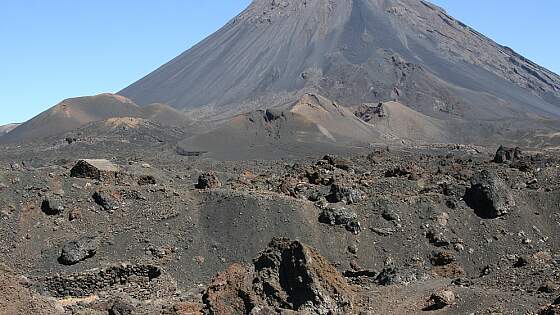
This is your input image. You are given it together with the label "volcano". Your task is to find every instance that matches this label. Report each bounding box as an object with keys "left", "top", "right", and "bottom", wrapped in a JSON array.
[
  {"left": 120, "top": 0, "right": 560, "bottom": 128},
  {"left": 5, "top": 0, "right": 560, "bottom": 147}
]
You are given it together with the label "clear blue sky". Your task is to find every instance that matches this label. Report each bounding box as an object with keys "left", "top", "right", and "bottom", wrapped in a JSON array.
[{"left": 0, "top": 0, "right": 558, "bottom": 125}]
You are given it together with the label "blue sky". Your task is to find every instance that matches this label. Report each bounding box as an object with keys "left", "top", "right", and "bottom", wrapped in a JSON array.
[{"left": 0, "top": 0, "right": 558, "bottom": 125}]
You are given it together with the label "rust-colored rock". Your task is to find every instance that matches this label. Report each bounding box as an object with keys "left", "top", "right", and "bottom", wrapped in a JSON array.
[
  {"left": 197, "top": 172, "right": 222, "bottom": 189},
  {"left": 203, "top": 238, "right": 353, "bottom": 315}
]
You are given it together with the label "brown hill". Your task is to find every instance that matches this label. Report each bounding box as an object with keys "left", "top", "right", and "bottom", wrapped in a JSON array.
[
  {"left": 177, "top": 93, "right": 456, "bottom": 159},
  {"left": 2, "top": 94, "right": 191, "bottom": 143}
]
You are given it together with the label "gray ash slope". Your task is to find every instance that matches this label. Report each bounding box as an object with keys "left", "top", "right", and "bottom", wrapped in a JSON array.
[{"left": 120, "top": 0, "right": 560, "bottom": 125}]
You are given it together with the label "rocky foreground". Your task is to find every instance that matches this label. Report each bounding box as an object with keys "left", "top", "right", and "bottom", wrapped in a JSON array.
[{"left": 1, "top": 133, "right": 560, "bottom": 314}]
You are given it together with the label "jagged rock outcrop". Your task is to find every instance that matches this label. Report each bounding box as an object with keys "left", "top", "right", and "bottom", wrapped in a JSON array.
[{"left": 203, "top": 238, "right": 353, "bottom": 314}]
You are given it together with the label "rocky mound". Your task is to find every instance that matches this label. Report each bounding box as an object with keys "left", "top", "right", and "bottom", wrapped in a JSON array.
[
  {"left": 177, "top": 93, "right": 457, "bottom": 159},
  {"left": 353, "top": 101, "right": 450, "bottom": 143},
  {"left": 177, "top": 93, "right": 377, "bottom": 159},
  {"left": 203, "top": 238, "right": 353, "bottom": 314}
]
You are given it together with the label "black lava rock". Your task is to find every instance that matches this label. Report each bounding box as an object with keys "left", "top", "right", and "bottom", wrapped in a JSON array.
[
  {"left": 93, "top": 191, "right": 119, "bottom": 211},
  {"left": 319, "top": 207, "right": 361, "bottom": 234},
  {"left": 59, "top": 236, "right": 99, "bottom": 265},
  {"left": 41, "top": 196, "right": 65, "bottom": 215},
  {"left": 464, "top": 170, "right": 515, "bottom": 219},
  {"left": 493, "top": 145, "right": 522, "bottom": 164}
]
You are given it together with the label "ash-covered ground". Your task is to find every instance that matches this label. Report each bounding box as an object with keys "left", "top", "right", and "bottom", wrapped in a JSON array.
[{"left": 1, "top": 125, "right": 560, "bottom": 314}]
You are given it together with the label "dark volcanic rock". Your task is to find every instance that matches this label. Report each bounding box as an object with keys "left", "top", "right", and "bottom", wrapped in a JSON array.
[
  {"left": 319, "top": 207, "right": 361, "bottom": 234},
  {"left": 41, "top": 196, "right": 65, "bottom": 215},
  {"left": 375, "top": 267, "right": 400, "bottom": 286},
  {"left": 328, "top": 183, "right": 365, "bottom": 204},
  {"left": 306, "top": 169, "right": 332, "bottom": 186},
  {"left": 514, "top": 256, "right": 530, "bottom": 268},
  {"left": 203, "top": 238, "right": 353, "bottom": 315},
  {"left": 354, "top": 103, "right": 386, "bottom": 122},
  {"left": 92, "top": 191, "right": 119, "bottom": 211},
  {"left": 426, "top": 228, "right": 451, "bottom": 247},
  {"left": 279, "top": 176, "right": 300, "bottom": 197},
  {"left": 264, "top": 109, "right": 284, "bottom": 122},
  {"left": 493, "top": 145, "right": 522, "bottom": 164},
  {"left": 385, "top": 162, "right": 424, "bottom": 180},
  {"left": 58, "top": 236, "right": 99, "bottom": 265},
  {"left": 109, "top": 298, "right": 135, "bottom": 315},
  {"left": 464, "top": 170, "right": 515, "bottom": 219},
  {"left": 70, "top": 159, "right": 119, "bottom": 180},
  {"left": 539, "top": 282, "right": 560, "bottom": 294},
  {"left": 322, "top": 155, "right": 352, "bottom": 171},
  {"left": 137, "top": 175, "right": 156, "bottom": 186},
  {"left": 540, "top": 300, "right": 560, "bottom": 315},
  {"left": 430, "top": 251, "right": 456, "bottom": 266},
  {"left": 196, "top": 172, "right": 221, "bottom": 189}
]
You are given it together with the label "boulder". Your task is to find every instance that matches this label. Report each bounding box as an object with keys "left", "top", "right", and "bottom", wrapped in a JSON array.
[
  {"left": 10, "top": 163, "right": 22, "bottom": 171},
  {"left": 493, "top": 145, "right": 522, "bottom": 164},
  {"left": 41, "top": 196, "right": 65, "bottom": 215},
  {"left": 375, "top": 267, "right": 400, "bottom": 286},
  {"left": 382, "top": 208, "right": 400, "bottom": 222},
  {"left": 59, "top": 236, "right": 99, "bottom": 265},
  {"left": 541, "top": 306, "right": 560, "bottom": 315},
  {"left": 263, "top": 109, "right": 284, "bottom": 122},
  {"left": 203, "top": 238, "right": 353, "bottom": 315},
  {"left": 328, "top": 183, "right": 365, "bottom": 204},
  {"left": 464, "top": 170, "right": 515, "bottom": 219},
  {"left": 426, "top": 289, "right": 456, "bottom": 310},
  {"left": 197, "top": 172, "right": 221, "bottom": 189},
  {"left": 203, "top": 264, "right": 252, "bottom": 315},
  {"left": 430, "top": 251, "right": 456, "bottom": 266},
  {"left": 70, "top": 159, "right": 119, "bottom": 180},
  {"left": 108, "top": 297, "right": 135, "bottom": 315},
  {"left": 92, "top": 191, "right": 119, "bottom": 211},
  {"left": 319, "top": 207, "right": 361, "bottom": 234},
  {"left": 540, "top": 298, "right": 560, "bottom": 315},
  {"left": 374, "top": 263, "right": 427, "bottom": 286},
  {"left": 305, "top": 169, "right": 331, "bottom": 185},
  {"left": 322, "top": 155, "right": 352, "bottom": 171},
  {"left": 137, "top": 175, "right": 156, "bottom": 186},
  {"left": 279, "top": 176, "right": 300, "bottom": 197}
]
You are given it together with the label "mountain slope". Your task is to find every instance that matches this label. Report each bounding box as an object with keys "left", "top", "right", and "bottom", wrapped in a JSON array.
[
  {"left": 120, "top": 0, "right": 560, "bottom": 125},
  {"left": 0, "top": 124, "right": 20, "bottom": 136}
]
